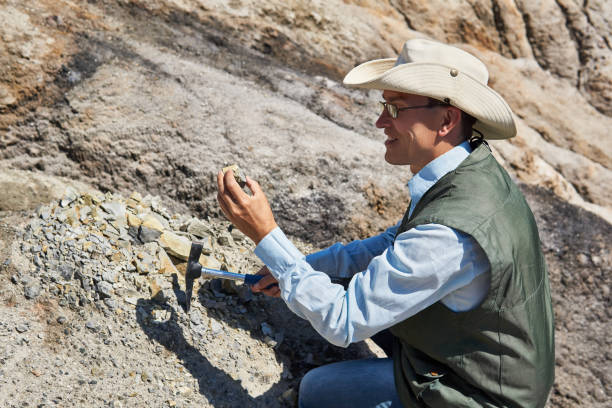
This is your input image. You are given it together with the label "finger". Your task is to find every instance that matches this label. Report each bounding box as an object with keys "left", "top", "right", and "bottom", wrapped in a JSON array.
[
  {"left": 217, "top": 171, "right": 226, "bottom": 195},
  {"left": 245, "top": 176, "right": 263, "bottom": 197},
  {"left": 252, "top": 274, "right": 277, "bottom": 291},
  {"left": 224, "top": 170, "right": 248, "bottom": 203},
  {"left": 264, "top": 286, "right": 280, "bottom": 298},
  {"left": 217, "top": 192, "right": 237, "bottom": 221}
]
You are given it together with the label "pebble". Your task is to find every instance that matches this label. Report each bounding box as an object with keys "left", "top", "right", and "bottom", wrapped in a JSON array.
[
  {"left": 58, "top": 263, "right": 75, "bottom": 280},
  {"left": 591, "top": 255, "right": 602, "bottom": 266},
  {"left": 260, "top": 322, "right": 274, "bottom": 337},
  {"left": 281, "top": 387, "right": 297, "bottom": 403},
  {"left": 104, "top": 298, "right": 119, "bottom": 310},
  {"left": 210, "top": 320, "right": 223, "bottom": 335},
  {"left": 102, "top": 269, "right": 118, "bottom": 283},
  {"left": 15, "top": 324, "right": 29, "bottom": 333},
  {"left": 96, "top": 281, "right": 114, "bottom": 298},
  {"left": 24, "top": 282, "right": 42, "bottom": 299},
  {"left": 85, "top": 320, "right": 99, "bottom": 331},
  {"left": 57, "top": 316, "right": 67, "bottom": 324},
  {"left": 576, "top": 253, "right": 589, "bottom": 266},
  {"left": 139, "top": 226, "right": 162, "bottom": 243},
  {"left": 217, "top": 233, "right": 233, "bottom": 247},
  {"left": 189, "top": 310, "right": 202, "bottom": 326}
]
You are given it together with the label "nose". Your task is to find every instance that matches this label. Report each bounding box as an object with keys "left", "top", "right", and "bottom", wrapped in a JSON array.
[{"left": 376, "top": 109, "right": 391, "bottom": 129}]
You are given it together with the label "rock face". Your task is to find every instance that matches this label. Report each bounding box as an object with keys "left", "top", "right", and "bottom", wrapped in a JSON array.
[{"left": 0, "top": 0, "right": 610, "bottom": 407}]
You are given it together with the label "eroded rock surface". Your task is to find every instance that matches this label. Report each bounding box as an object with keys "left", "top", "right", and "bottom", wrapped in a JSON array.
[{"left": 0, "top": 1, "right": 610, "bottom": 407}]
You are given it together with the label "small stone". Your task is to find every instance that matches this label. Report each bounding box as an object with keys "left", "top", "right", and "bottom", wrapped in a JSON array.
[
  {"left": 264, "top": 336, "right": 277, "bottom": 347},
  {"left": 237, "top": 285, "right": 253, "bottom": 302},
  {"left": 158, "top": 249, "right": 178, "bottom": 275},
  {"left": 126, "top": 212, "right": 142, "bottom": 227},
  {"left": 96, "top": 281, "right": 114, "bottom": 298},
  {"left": 281, "top": 387, "right": 297, "bottom": 403},
  {"left": 58, "top": 263, "right": 75, "bottom": 280},
  {"left": 200, "top": 254, "right": 222, "bottom": 270},
  {"left": 104, "top": 298, "right": 118, "bottom": 310},
  {"left": 187, "top": 219, "right": 213, "bottom": 238},
  {"left": 230, "top": 228, "right": 245, "bottom": 242},
  {"left": 136, "top": 256, "right": 156, "bottom": 275},
  {"left": 85, "top": 320, "right": 99, "bottom": 331},
  {"left": 141, "top": 371, "right": 153, "bottom": 382},
  {"left": 130, "top": 191, "right": 143, "bottom": 202},
  {"left": 124, "top": 297, "right": 138, "bottom": 306},
  {"left": 56, "top": 316, "right": 67, "bottom": 324},
  {"left": 100, "top": 202, "right": 126, "bottom": 220},
  {"left": 210, "top": 319, "right": 222, "bottom": 335},
  {"left": 260, "top": 322, "right": 274, "bottom": 337},
  {"left": 222, "top": 164, "right": 247, "bottom": 187},
  {"left": 102, "top": 269, "right": 118, "bottom": 283},
  {"left": 576, "top": 253, "right": 589, "bottom": 266},
  {"left": 141, "top": 214, "right": 166, "bottom": 232},
  {"left": 139, "top": 226, "right": 162, "bottom": 243},
  {"left": 149, "top": 277, "right": 164, "bottom": 300},
  {"left": 15, "top": 324, "right": 29, "bottom": 333},
  {"left": 591, "top": 255, "right": 602, "bottom": 266},
  {"left": 217, "top": 232, "right": 233, "bottom": 247},
  {"left": 60, "top": 187, "right": 78, "bottom": 207},
  {"left": 38, "top": 205, "right": 52, "bottom": 220},
  {"left": 24, "top": 282, "right": 42, "bottom": 299},
  {"left": 189, "top": 310, "right": 202, "bottom": 325},
  {"left": 159, "top": 231, "right": 191, "bottom": 260}
]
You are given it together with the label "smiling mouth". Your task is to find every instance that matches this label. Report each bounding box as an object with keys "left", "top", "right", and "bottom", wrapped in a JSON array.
[{"left": 385, "top": 136, "right": 398, "bottom": 146}]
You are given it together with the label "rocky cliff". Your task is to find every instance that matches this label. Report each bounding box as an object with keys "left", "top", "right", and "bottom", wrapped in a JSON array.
[{"left": 0, "top": 1, "right": 610, "bottom": 407}]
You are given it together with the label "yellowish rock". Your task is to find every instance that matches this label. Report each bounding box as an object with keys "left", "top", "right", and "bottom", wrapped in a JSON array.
[
  {"left": 199, "top": 254, "right": 222, "bottom": 270},
  {"left": 159, "top": 231, "right": 191, "bottom": 260},
  {"left": 149, "top": 277, "right": 162, "bottom": 299},
  {"left": 141, "top": 214, "right": 164, "bottom": 231},
  {"left": 126, "top": 212, "right": 142, "bottom": 227},
  {"left": 158, "top": 248, "right": 179, "bottom": 274},
  {"left": 129, "top": 191, "right": 143, "bottom": 202}
]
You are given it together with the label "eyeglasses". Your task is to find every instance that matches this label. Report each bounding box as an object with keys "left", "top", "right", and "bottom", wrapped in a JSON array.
[{"left": 378, "top": 101, "right": 442, "bottom": 119}]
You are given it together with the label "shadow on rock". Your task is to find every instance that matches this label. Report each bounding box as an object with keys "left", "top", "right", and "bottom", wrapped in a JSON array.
[{"left": 136, "top": 296, "right": 292, "bottom": 407}]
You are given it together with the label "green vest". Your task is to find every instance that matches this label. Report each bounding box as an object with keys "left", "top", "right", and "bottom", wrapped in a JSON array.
[{"left": 390, "top": 143, "right": 554, "bottom": 408}]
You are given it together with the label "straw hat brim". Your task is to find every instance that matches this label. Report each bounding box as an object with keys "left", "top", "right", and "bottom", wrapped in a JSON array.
[{"left": 343, "top": 58, "right": 516, "bottom": 140}]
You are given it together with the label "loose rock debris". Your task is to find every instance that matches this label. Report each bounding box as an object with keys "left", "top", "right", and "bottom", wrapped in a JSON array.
[{"left": 1, "top": 187, "right": 376, "bottom": 407}]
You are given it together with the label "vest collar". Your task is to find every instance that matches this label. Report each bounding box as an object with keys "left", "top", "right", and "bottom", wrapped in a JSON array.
[{"left": 407, "top": 141, "right": 472, "bottom": 217}]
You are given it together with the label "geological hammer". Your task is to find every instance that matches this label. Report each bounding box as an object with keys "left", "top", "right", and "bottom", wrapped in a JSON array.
[{"left": 184, "top": 241, "right": 263, "bottom": 312}]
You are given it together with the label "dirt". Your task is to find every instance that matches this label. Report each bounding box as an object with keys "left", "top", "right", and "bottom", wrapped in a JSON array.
[{"left": 0, "top": 0, "right": 610, "bottom": 407}]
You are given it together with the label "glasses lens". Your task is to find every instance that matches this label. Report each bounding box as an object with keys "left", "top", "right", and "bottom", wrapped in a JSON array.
[
  {"left": 379, "top": 101, "right": 386, "bottom": 115},
  {"left": 388, "top": 103, "right": 397, "bottom": 118}
]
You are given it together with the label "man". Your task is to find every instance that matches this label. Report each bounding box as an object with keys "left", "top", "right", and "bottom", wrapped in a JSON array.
[{"left": 217, "top": 38, "right": 554, "bottom": 408}]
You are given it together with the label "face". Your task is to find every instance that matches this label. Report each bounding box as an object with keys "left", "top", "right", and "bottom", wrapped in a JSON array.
[{"left": 376, "top": 91, "right": 444, "bottom": 173}]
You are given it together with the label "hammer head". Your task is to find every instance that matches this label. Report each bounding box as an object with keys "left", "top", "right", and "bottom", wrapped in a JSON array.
[{"left": 185, "top": 242, "right": 203, "bottom": 312}]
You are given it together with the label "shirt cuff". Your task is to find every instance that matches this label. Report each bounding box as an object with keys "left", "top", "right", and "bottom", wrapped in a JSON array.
[{"left": 254, "top": 227, "right": 304, "bottom": 279}]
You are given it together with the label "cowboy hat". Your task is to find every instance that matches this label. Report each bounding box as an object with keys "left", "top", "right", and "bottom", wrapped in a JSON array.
[{"left": 343, "top": 38, "right": 516, "bottom": 140}]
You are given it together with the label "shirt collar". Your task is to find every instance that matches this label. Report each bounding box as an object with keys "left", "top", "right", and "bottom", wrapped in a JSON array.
[{"left": 407, "top": 141, "right": 472, "bottom": 216}]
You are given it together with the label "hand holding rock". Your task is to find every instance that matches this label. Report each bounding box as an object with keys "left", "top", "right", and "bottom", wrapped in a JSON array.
[{"left": 217, "top": 170, "right": 277, "bottom": 244}]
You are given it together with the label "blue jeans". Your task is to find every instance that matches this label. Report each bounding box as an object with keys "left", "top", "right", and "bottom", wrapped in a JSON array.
[{"left": 298, "top": 357, "right": 402, "bottom": 408}]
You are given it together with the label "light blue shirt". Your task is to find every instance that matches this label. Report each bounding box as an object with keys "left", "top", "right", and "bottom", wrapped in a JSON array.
[{"left": 255, "top": 142, "right": 490, "bottom": 347}]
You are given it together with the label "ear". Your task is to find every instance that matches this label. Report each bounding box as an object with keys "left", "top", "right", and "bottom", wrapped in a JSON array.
[{"left": 437, "top": 107, "right": 462, "bottom": 138}]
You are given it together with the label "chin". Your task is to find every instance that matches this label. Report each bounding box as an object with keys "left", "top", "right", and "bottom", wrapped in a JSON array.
[{"left": 384, "top": 152, "right": 407, "bottom": 166}]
